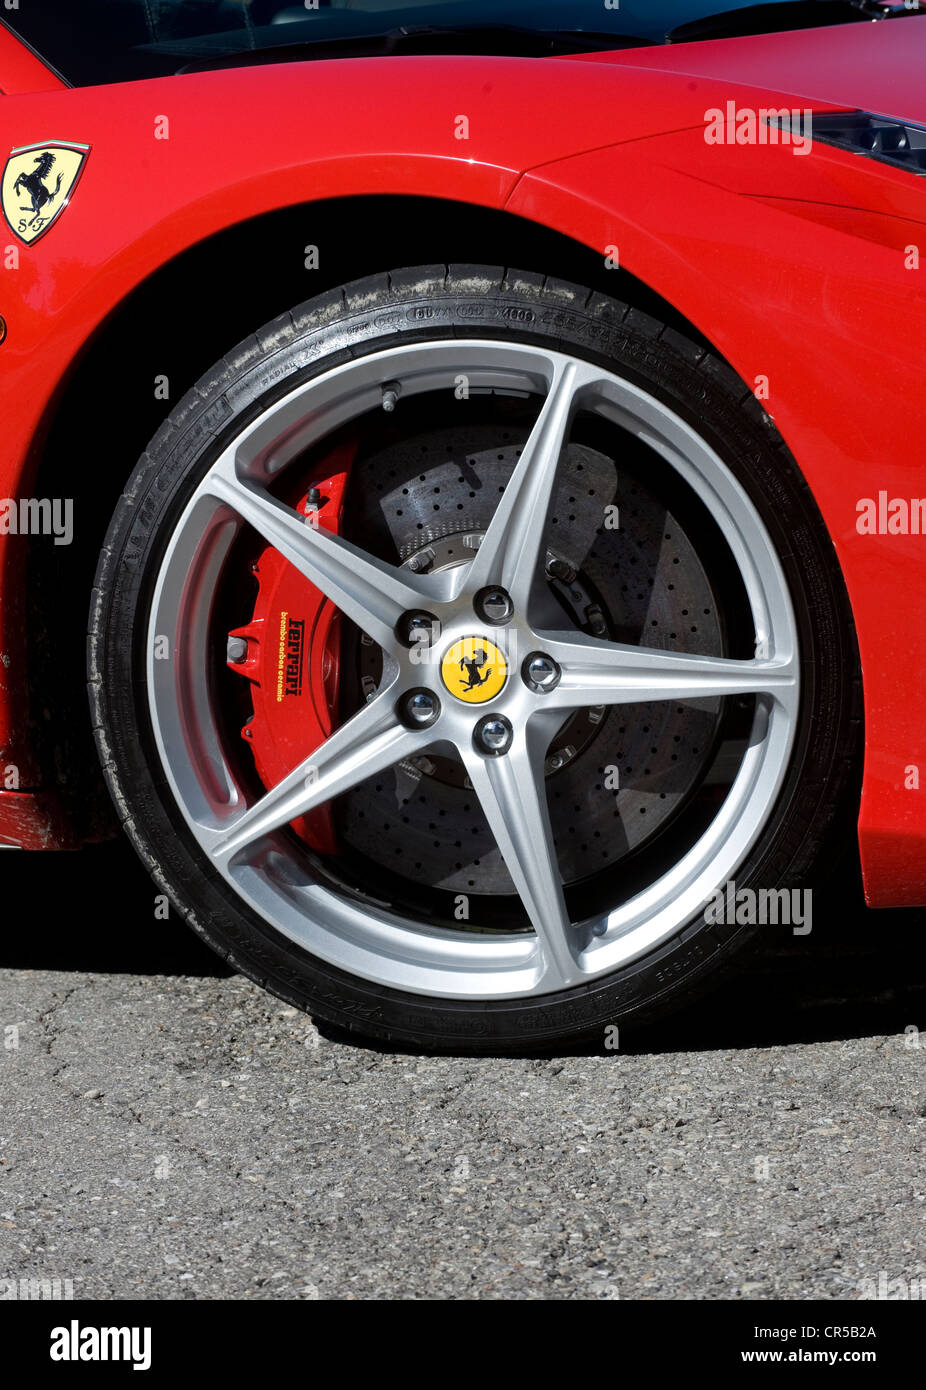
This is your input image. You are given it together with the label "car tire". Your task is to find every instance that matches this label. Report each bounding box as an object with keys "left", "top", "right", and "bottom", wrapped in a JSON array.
[{"left": 88, "top": 264, "right": 861, "bottom": 1051}]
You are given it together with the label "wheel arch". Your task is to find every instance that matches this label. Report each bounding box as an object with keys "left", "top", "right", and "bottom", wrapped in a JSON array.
[{"left": 21, "top": 191, "right": 819, "bottom": 846}]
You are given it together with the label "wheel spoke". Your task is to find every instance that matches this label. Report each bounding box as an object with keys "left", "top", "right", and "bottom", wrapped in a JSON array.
[
  {"left": 205, "top": 465, "right": 444, "bottom": 651},
  {"left": 461, "top": 721, "right": 582, "bottom": 990},
  {"left": 540, "top": 632, "right": 798, "bottom": 711},
  {"left": 208, "top": 693, "right": 424, "bottom": 863},
  {"left": 465, "top": 358, "right": 587, "bottom": 612}
]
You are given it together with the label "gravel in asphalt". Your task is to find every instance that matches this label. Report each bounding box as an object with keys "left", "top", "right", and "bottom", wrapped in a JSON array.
[{"left": 2, "top": 842, "right": 925, "bottom": 1300}]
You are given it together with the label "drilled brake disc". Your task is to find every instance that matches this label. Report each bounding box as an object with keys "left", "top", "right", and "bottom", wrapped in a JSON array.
[{"left": 336, "top": 418, "right": 723, "bottom": 893}]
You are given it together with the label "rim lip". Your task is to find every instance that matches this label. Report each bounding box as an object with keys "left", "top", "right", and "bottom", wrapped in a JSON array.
[{"left": 145, "top": 338, "right": 799, "bottom": 1002}]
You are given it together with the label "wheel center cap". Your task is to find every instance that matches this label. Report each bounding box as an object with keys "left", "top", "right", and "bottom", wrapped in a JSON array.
[{"left": 440, "top": 636, "right": 508, "bottom": 704}]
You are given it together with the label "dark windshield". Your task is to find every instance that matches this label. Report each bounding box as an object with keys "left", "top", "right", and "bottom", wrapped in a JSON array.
[{"left": 0, "top": 0, "right": 899, "bottom": 89}]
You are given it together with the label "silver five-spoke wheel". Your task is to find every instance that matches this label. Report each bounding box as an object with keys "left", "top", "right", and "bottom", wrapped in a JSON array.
[{"left": 146, "top": 339, "right": 799, "bottom": 1000}]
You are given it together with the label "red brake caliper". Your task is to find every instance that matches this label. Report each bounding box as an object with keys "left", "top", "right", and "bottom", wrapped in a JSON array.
[{"left": 225, "top": 444, "right": 355, "bottom": 855}]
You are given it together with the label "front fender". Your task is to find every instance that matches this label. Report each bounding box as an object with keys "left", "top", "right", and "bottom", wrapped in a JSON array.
[{"left": 506, "top": 132, "right": 926, "bottom": 906}]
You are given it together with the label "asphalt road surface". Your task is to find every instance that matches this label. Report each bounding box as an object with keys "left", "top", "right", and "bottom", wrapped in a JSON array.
[{"left": 2, "top": 841, "right": 926, "bottom": 1301}]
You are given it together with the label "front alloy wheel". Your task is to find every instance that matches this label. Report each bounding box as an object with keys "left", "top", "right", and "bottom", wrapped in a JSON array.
[{"left": 89, "top": 266, "right": 860, "bottom": 1049}]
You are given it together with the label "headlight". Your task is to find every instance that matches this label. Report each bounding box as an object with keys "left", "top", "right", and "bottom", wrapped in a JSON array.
[{"left": 771, "top": 111, "right": 926, "bottom": 175}]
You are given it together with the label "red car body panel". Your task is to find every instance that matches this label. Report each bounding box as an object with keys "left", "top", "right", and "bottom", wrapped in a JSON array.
[
  {"left": 508, "top": 133, "right": 926, "bottom": 907},
  {"left": 565, "top": 16, "right": 926, "bottom": 124},
  {"left": 0, "top": 24, "right": 65, "bottom": 96},
  {"left": 0, "top": 19, "right": 923, "bottom": 903}
]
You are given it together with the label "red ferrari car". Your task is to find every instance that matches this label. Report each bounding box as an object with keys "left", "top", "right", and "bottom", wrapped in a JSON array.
[{"left": 1, "top": 0, "right": 924, "bottom": 1049}]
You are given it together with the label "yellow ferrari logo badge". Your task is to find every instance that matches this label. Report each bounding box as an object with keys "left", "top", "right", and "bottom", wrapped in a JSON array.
[
  {"left": 2, "top": 142, "right": 90, "bottom": 245},
  {"left": 441, "top": 636, "right": 508, "bottom": 704}
]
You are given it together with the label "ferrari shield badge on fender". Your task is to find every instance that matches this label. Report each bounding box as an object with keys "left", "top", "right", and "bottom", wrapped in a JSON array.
[{"left": 2, "top": 142, "right": 90, "bottom": 245}]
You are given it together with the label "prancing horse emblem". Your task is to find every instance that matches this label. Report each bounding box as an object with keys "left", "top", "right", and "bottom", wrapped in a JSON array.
[
  {"left": 2, "top": 142, "right": 90, "bottom": 245},
  {"left": 15, "top": 151, "right": 63, "bottom": 224},
  {"left": 440, "top": 636, "right": 509, "bottom": 705},
  {"left": 459, "top": 648, "right": 492, "bottom": 692}
]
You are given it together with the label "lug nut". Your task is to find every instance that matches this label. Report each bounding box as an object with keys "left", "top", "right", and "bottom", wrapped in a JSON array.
[
  {"left": 401, "top": 688, "right": 441, "bottom": 729},
  {"left": 400, "top": 610, "right": 440, "bottom": 648},
  {"left": 523, "top": 652, "right": 561, "bottom": 693},
  {"left": 474, "top": 715, "right": 513, "bottom": 756},
  {"left": 475, "top": 587, "right": 514, "bottom": 625}
]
